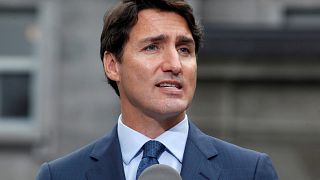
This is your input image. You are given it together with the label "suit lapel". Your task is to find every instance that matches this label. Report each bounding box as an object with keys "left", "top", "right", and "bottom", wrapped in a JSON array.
[
  {"left": 85, "top": 126, "right": 126, "bottom": 180},
  {"left": 181, "top": 122, "right": 221, "bottom": 180},
  {"left": 84, "top": 122, "right": 222, "bottom": 179}
]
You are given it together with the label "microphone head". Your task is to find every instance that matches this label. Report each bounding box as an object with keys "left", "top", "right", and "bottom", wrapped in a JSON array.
[{"left": 138, "top": 164, "right": 182, "bottom": 180}]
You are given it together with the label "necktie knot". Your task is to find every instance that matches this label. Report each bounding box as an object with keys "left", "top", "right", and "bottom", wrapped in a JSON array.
[
  {"left": 136, "top": 140, "right": 165, "bottom": 179},
  {"left": 142, "top": 140, "right": 165, "bottom": 159}
]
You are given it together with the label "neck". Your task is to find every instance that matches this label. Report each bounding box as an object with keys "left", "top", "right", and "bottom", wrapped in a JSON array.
[{"left": 121, "top": 106, "right": 185, "bottom": 139}]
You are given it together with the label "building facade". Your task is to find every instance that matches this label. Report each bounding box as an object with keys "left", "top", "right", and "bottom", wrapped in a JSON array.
[{"left": 0, "top": 0, "right": 319, "bottom": 179}]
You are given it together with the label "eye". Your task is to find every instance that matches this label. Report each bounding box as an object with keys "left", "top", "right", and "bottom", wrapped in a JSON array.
[
  {"left": 178, "top": 47, "right": 191, "bottom": 55},
  {"left": 143, "top": 44, "right": 158, "bottom": 52}
]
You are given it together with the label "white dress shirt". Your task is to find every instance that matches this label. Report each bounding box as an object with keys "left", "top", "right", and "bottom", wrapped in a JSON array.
[{"left": 117, "top": 114, "right": 189, "bottom": 180}]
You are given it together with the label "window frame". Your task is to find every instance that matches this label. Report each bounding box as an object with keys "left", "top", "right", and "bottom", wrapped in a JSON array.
[{"left": 0, "top": 2, "right": 59, "bottom": 146}]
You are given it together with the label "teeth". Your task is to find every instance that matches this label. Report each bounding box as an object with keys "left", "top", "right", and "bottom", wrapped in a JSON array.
[{"left": 159, "top": 83, "right": 176, "bottom": 88}]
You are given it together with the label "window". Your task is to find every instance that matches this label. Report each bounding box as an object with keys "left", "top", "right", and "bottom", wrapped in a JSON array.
[
  {"left": 285, "top": 7, "right": 320, "bottom": 28},
  {"left": 0, "top": 73, "right": 31, "bottom": 118},
  {"left": 0, "top": 7, "right": 40, "bottom": 142}
]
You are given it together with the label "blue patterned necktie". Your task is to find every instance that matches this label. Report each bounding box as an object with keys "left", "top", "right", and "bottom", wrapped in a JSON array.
[{"left": 136, "top": 140, "right": 166, "bottom": 180}]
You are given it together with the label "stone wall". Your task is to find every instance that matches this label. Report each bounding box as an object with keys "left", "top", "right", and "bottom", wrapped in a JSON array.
[{"left": 0, "top": 0, "right": 319, "bottom": 179}]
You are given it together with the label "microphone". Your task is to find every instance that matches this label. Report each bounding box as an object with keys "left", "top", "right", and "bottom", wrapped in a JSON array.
[{"left": 138, "top": 164, "right": 182, "bottom": 180}]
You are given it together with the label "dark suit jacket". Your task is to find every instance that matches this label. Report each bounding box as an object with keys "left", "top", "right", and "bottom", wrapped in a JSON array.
[{"left": 36, "top": 122, "right": 278, "bottom": 180}]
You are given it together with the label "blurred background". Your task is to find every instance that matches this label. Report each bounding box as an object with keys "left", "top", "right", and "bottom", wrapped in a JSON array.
[{"left": 0, "top": 0, "right": 320, "bottom": 179}]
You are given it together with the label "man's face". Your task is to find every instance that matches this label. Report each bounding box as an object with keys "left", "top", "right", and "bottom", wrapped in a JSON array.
[{"left": 117, "top": 9, "right": 197, "bottom": 120}]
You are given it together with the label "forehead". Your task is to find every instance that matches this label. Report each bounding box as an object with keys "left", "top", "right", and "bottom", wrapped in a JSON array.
[{"left": 129, "top": 9, "right": 192, "bottom": 40}]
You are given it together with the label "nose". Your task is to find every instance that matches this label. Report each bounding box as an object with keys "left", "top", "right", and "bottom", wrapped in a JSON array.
[{"left": 161, "top": 48, "right": 182, "bottom": 75}]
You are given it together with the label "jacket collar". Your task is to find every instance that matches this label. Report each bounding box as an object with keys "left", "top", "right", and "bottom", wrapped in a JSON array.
[
  {"left": 181, "top": 121, "right": 221, "bottom": 180},
  {"left": 84, "top": 121, "right": 222, "bottom": 180},
  {"left": 85, "top": 125, "right": 126, "bottom": 180}
]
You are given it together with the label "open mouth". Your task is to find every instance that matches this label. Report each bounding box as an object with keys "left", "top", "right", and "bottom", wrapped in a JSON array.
[{"left": 155, "top": 80, "right": 182, "bottom": 89}]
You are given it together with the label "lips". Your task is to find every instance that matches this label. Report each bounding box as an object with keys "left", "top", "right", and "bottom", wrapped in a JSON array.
[{"left": 155, "top": 80, "right": 182, "bottom": 89}]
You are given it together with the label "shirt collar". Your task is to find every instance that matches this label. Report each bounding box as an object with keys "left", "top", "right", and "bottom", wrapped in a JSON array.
[
  {"left": 117, "top": 114, "right": 189, "bottom": 165},
  {"left": 155, "top": 117, "right": 189, "bottom": 163},
  {"left": 117, "top": 115, "right": 150, "bottom": 165}
]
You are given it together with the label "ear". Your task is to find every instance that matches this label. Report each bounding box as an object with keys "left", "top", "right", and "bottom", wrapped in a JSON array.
[{"left": 103, "top": 51, "right": 120, "bottom": 81}]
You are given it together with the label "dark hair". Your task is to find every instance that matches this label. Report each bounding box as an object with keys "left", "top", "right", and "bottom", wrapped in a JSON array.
[{"left": 100, "top": 0, "right": 203, "bottom": 96}]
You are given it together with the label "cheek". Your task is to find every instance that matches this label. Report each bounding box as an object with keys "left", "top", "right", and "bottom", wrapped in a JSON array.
[
  {"left": 185, "top": 62, "right": 197, "bottom": 83},
  {"left": 121, "top": 63, "right": 151, "bottom": 86}
]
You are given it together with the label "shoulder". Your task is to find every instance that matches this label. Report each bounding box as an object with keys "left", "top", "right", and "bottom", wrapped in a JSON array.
[
  {"left": 209, "top": 136, "right": 266, "bottom": 167},
  {"left": 187, "top": 122, "right": 278, "bottom": 179},
  {"left": 212, "top": 138, "right": 278, "bottom": 179},
  {"left": 36, "top": 140, "right": 97, "bottom": 180},
  {"left": 36, "top": 128, "right": 117, "bottom": 180},
  {"left": 188, "top": 121, "right": 263, "bottom": 165}
]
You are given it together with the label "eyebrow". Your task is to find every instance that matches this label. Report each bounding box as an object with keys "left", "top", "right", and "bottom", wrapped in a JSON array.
[
  {"left": 176, "top": 35, "right": 195, "bottom": 46},
  {"left": 138, "top": 34, "right": 195, "bottom": 46},
  {"left": 139, "top": 34, "right": 168, "bottom": 45}
]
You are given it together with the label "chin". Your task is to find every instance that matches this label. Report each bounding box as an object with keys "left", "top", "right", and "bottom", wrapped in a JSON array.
[
  {"left": 152, "top": 111, "right": 186, "bottom": 122},
  {"left": 158, "top": 102, "right": 188, "bottom": 116},
  {"left": 144, "top": 99, "right": 190, "bottom": 119}
]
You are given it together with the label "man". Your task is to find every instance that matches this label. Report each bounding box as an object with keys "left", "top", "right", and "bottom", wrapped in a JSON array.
[{"left": 37, "top": 0, "right": 278, "bottom": 179}]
